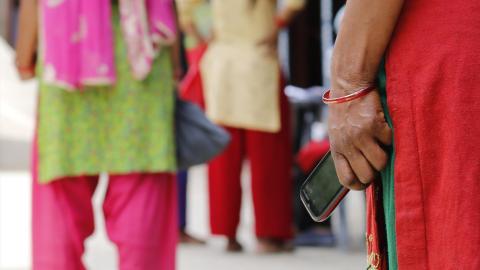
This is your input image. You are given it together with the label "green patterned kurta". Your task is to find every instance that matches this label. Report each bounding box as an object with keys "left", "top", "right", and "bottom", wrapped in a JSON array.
[{"left": 37, "top": 11, "right": 176, "bottom": 183}]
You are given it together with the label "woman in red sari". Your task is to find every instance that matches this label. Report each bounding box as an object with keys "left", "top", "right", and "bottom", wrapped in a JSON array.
[{"left": 328, "top": 0, "right": 480, "bottom": 269}]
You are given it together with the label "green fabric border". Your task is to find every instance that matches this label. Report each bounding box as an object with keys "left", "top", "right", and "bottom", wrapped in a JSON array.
[{"left": 378, "top": 65, "right": 399, "bottom": 270}]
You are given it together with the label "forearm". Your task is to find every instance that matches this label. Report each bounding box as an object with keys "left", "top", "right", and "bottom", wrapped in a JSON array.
[
  {"left": 15, "top": 0, "right": 38, "bottom": 66},
  {"left": 331, "top": 0, "right": 404, "bottom": 95},
  {"left": 15, "top": 0, "right": 38, "bottom": 79}
]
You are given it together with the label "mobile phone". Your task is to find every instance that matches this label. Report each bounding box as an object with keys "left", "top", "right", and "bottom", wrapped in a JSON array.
[{"left": 300, "top": 151, "right": 349, "bottom": 222}]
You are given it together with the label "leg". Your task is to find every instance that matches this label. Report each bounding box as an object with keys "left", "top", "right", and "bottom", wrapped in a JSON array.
[
  {"left": 103, "top": 173, "right": 178, "bottom": 270},
  {"left": 208, "top": 127, "right": 244, "bottom": 250},
  {"left": 177, "top": 170, "right": 188, "bottom": 231},
  {"left": 177, "top": 171, "right": 205, "bottom": 244},
  {"left": 246, "top": 90, "right": 294, "bottom": 243},
  {"left": 32, "top": 138, "right": 98, "bottom": 270}
]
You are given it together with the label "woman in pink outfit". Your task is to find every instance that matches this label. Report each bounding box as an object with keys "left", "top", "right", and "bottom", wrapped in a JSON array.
[{"left": 16, "top": 0, "right": 180, "bottom": 269}]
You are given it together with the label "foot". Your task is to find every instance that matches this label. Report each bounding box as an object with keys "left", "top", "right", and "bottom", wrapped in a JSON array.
[
  {"left": 179, "top": 231, "right": 206, "bottom": 245},
  {"left": 257, "top": 238, "right": 294, "bottom": 254},
  {"left": 226, "top": 237, "right": 243, "bottom": 252}
]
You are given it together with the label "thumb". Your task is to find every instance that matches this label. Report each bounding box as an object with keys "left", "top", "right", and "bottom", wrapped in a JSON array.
[{"left": 375, "top": 122, "right": 393, "bottom": 146}]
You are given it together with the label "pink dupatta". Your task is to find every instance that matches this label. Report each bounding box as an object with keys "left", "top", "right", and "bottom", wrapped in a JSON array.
[{"left": 41, "top": 0, "right": 177, "bottom": 90}]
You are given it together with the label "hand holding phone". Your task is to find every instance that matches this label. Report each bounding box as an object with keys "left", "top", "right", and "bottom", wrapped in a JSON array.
[{"left": 300, "top": 151, "right": 349, "bottom": 222}]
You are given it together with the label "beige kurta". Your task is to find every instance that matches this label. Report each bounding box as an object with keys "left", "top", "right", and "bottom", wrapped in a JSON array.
[{"left": 176, "top": 0, "right": 305, "bottom": 132}]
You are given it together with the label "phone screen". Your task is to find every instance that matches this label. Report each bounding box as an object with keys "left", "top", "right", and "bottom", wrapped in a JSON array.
[{"left": 300, "top": 152, "right": 348, "bottom": 222}]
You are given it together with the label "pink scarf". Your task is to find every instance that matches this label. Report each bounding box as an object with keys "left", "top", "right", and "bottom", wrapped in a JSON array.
[{"left": 41, "top": 0, "right": 177, "bottom": 90}]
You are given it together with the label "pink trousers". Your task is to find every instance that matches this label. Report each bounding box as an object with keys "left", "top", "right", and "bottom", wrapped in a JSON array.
[{"left": 32, "top": 145, "right": 178, "bottom": 270}]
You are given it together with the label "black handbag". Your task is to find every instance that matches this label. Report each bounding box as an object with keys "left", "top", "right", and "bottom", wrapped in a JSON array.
[{"left": 175, "top": 96, "right": 231, "bottom": 170}]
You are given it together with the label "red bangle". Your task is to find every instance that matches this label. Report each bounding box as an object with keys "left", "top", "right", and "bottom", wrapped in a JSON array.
[
  {"left": 322, "top": 86, "right": 376, "bottom": 105},
  {"left": 17, "top": 65, "right": 35, "bottom": 74},
  {"left": 15, "top": 58, "right": 35, "bottom": 74}
]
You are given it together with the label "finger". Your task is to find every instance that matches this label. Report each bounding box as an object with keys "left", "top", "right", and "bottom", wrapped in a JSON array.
[
  {"left": 345, "top": 150, "right": 376, "bottom": 185},
  {"left": 355, "top": 138, "right": 389, "bottom": 171},
  {"left": 331, "top": 152, "right": 366, "bottom": 190},
  {"left": 375, "top": 122, "right": 393, "bottom": 146}
]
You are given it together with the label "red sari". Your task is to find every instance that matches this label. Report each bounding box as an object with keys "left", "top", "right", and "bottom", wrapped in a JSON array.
[{"left": 369, "top": 0, "right": 480, "bottom": 269}]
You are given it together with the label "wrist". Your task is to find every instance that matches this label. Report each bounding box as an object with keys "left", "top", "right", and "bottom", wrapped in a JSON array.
[
  {"left": 330, "top": 52, "right": 378, "bottom": 97},
  {"left": 323, "top": 86, "right": 376, "bottom": 105},
  {"left": 331, "top": 83, "right": 374, "bottom": 99},
  {"left": 15, "top": 58, "right": 35, "bottom": 74},
  {"left": 195, "top": 35, "right": 206, "bottom": 45},
  {"left": 330, "top": 73, "right": 376, "bottom": 98}
]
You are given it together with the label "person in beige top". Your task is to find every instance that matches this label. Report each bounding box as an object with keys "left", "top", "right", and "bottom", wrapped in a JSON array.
[{"left": 177, "top": 0, "right": 305, "bottom": 252}]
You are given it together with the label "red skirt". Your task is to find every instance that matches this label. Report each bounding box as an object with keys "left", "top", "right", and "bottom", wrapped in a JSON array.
[{"left": 368, "top": 1, "right": 480, "bottom": 269}]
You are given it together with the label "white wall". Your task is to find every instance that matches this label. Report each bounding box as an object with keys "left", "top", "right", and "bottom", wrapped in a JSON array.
[
  {"left": 0, "top": 172, "right": 31, "bottom": 269},
  {"left": 0, "top": 37, "right": 35, "bottom": 270}
]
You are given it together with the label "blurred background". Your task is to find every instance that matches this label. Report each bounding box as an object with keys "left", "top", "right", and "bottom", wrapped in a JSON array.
[{"left": 1, "top": 0, "right": 367, "bottom": 269}]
